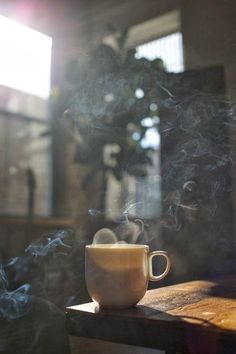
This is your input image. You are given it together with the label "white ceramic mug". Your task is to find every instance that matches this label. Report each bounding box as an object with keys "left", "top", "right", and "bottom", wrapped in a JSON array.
[{"left": 85, "top": 244, "right": 171, "bottom": 309}]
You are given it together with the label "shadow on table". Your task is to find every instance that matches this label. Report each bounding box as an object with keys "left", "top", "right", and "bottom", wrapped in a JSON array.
[
  {"left": 68, "top": 302, "right": 236, "bottom": 354},
  {"left": 133, "top": 305, "right": 236, "bottom": 354},
  {"left": 205, "top": 274, "right": 236, "bottom": 300}
]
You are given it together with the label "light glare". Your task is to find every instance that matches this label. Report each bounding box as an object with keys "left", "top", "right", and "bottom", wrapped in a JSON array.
[
  {"left": 135, "top": 88, "right": 144, "bottom": 99},
  {"left": 141, "top": 128, "right": 160, "bottom": 149},
  {"left": 0, "top": 15, "right": 52, "bottom": 99}
]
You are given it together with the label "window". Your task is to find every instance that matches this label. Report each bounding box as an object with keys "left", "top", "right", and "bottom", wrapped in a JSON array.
[
  {"left": 135, "top": 32, "right": 184, "bottom": 73},
  {"left": 0, "top": 15, "right": 52, "bottom": 217},
  {"left": 130, "top": 32, "right": 184, "bottom": 218},
  {"left": 0, "top": 15, "right": 52, "bottom": 99},
  {"left": 103, "top": 14, "right": 184, "bottom": 220}
]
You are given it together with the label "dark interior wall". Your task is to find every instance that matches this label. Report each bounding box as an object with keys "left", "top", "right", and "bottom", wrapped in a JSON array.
[
  {"left": 181, "top": 0, "right": 236, "bottom": 97},
  {"left": 181, "top": 0, "right": 236, "bottom": 240}
]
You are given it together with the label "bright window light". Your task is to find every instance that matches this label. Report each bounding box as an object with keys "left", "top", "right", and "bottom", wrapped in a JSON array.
[
  {"left": 135, "top": 32, "right": 184, "bottom": 73},
  {"left": 0, "top": 15, "right": 52, "bottom": 99}
]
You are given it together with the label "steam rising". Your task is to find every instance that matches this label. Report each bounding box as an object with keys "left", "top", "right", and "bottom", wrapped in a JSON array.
[
  {"left": 92, "top": 218, "right": 145, "bottom": 245},
  {"left": 87, "top": 83, "right": 235, "bottom": 281},
  {"left": 1, "top": 57, "right": 236, "bottom": 353},
  {"left": 0, "top": 283, "right": 30, "bottom": 320},
  {"left": 93, "top": 228, "right": 117, "bottom": 244},
  {"left": 0, "top": 264, "right": 30, "bottom": 320},
  {"left": 25, "top": 230, "right": 72, "bottom": 257},
  {"left": 0, "top": 229, "right": 73, "bottom": 323},
  {"left": 0, "top": 265, "right": 8, "bottom": 289}
]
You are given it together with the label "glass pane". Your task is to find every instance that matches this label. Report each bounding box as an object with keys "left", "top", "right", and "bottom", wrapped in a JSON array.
[
  {"left": 0, "top": 15, "right": 52, "bottom": 99},
  {"left": 135, "top": 32, "right": 184, "bottom": 73},
  {"left": 0, "top": 113, "right": 51, "bottom": 216}
]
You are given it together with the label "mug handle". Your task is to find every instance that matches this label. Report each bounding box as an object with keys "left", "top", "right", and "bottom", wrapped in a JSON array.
[{"left": 148, "top": 251, "right": 171, "bottom": 281}]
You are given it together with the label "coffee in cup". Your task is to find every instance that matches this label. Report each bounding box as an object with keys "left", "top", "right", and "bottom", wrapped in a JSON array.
[{"left": 85, "top": 244, "right": 171, "bottom": 309}]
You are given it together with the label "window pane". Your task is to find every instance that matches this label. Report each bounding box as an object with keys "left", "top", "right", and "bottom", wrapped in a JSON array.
[
  {"left": 0, "top": 15, "right": 52, "bottom": 99},
  {"left": 0, "top": 114, "right": 51, "bottom": 216},
  {"left": 135, "top": 32, "right": 184, "bottom": 73}
]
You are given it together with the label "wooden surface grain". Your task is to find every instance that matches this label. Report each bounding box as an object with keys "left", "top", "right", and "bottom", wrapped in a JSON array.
[{"left": 66, "top": 276, "right": 236, "bottom": 353}]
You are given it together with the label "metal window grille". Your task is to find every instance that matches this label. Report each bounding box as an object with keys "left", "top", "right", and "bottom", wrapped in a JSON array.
[{"left": 135, "top": 32, "right": 184, "bottom": 73}]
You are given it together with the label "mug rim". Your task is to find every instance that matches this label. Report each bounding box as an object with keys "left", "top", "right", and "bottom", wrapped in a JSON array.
[{"left": 86, "top": 244, "right": 149, "bottom": 249}]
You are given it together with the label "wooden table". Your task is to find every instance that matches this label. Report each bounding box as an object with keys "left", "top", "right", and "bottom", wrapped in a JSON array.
[{"left": 66, "top": 276, "right": 236, "bottom": 353}]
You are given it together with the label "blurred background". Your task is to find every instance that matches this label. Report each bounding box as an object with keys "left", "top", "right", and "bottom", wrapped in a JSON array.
[{"left": 0, "top": 0, "right": 235, "bottom": 334}]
